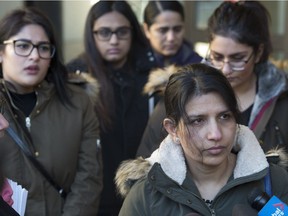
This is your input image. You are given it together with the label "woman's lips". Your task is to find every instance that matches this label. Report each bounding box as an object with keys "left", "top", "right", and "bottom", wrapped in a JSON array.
[
  {"left": 206, "top": 146, "right": 225, "bottom": 155},
  {"left": 107, "top": 49, "right": 120, "bottom": 54},
  {"left": 25, "top": 65, "right": 39, "bottom": 74}
]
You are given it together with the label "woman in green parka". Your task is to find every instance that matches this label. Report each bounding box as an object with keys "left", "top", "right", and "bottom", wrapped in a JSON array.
[
  {"left": 115, "top": 64, "right": 288, "bottom": 215},
  {"left": 0, "top": 8, "right": 102, "bottom": 215}
]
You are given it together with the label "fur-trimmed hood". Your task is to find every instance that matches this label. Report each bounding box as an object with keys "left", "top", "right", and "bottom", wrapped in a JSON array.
[
  {"left": 115, "top": 125, "right": 288, "bottom": 198},
  {"left": 68, "top": 71, "right": 100, "bottom": 107},
  {"left": 143, "top": 65, "right": 179, "bottom": 96}
]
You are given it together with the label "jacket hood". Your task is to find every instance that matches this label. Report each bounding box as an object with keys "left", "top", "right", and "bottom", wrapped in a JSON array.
[
  {"left": 249, "top": 62, "right": 288, "bottom": 126},
  {"left": 115, "top": 125, "right": 288, "bottom": 198},
  {"left": 68, "top": 71, "right": 100, "bottom": 107},
  {"left": 143, "top": 65, "right": 179, "bottom": 96}
]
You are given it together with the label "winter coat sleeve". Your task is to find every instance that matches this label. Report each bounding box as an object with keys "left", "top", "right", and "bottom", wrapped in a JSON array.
[
  {"left": 62, "top": 93, "right": 103, "bottom": 216},
  {"left": 119, "top": 179, "right": 150, "bottom": 216},
  {"left": 136, "top": 100, "right": 167, "bottom": 158}
]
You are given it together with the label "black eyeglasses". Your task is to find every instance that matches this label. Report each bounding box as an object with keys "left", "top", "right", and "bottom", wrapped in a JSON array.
[
  {"left": 93, "top": 27, "right": 132, "bottom": 41},
  {"left": 205, "top": 50, "right": 254, "bottom": 72},
  {"left": 3, "top": 39, "right": 55, "bottom": 59}
]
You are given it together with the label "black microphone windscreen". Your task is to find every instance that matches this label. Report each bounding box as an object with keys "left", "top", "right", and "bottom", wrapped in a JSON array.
[
  {"left": 248, "top": 188, "right": 270, "bottom": 211},
  {"left": 232, "top": 204, "right": 258, "bottom": 216}
]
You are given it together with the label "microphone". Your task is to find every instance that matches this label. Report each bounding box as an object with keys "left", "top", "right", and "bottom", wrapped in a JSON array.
[
  {"left": 248, "top": 187, "right": 288, "bottom": 215},
  {"left": 232, "top": 204, "right": 257, "bottom": 216}
]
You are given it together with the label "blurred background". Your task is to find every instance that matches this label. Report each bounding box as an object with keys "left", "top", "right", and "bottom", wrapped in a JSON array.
[{"left": 0, "top": 0, "right": 287, "bottom": 63}]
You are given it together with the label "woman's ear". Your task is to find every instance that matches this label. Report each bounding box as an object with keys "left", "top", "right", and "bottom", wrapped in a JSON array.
[
  {"left": 143, "top": 23, "right": 151, "bottom": 40},
  {"left": 254, "top": 44, "right": 264, "bottom": 63},
  {"left": 163, "top": 118, "right": 180, "bottom": 144}
]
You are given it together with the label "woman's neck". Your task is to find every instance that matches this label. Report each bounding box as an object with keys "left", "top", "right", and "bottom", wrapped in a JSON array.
[{"left": 189, "top": 153, "right": 236, "bottom": 200}]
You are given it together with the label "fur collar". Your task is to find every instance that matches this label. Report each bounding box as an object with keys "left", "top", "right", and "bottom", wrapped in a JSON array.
[
  {"left": 146, "top": 125, "right": 268, "bottom": 183},
  {"left": 143, "top": 65, "right": 179, "bottom": 96},
  {"left": 116, "top": 125, "right": 288, "bottom": 198}
]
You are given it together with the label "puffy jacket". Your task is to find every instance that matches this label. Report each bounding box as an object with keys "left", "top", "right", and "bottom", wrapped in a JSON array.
[
  {"left": 137, "top": 62, "right": 288, "bottom": 158},
  {"left": 116, "top": 125, "right": 288, "bottom": 216},
  {"left": 0, "top": 74, "right": 103, "bottom": 216}
]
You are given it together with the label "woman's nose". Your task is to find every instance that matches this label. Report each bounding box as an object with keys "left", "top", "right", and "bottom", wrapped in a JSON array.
[
  {"left": 109, "top": 33, "right": 119, "bottom": 44},
  {"left": 166, "top": 30, "right": 176, "bottom": 41},
  {"left": 221, "top": 62, "right": 233, "bottom": 76},
  {"left": 29, "top": 47, "right": 41, "bottom": 60},
  {"left": 207, "top": 122, "right": 222, "bottom": 141}
]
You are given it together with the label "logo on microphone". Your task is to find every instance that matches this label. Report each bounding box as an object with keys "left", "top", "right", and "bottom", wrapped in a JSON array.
[
  {"left": 260, "top": 196, "right": 286, "bottom": 216},
  {"left": 273, "top": 202, "right": 285, "bottom": 211}
]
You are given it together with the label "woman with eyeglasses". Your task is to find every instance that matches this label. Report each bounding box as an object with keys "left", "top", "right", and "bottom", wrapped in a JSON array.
[
  {"left": 66, "top": 1, "right": 157, "bottom": 215},
  {"left": 206, "top": 1, "right": 288, "bottom": 154},
  {"left": 137, "top": 1, "right": 288, "bottom": 162},
  {"left": 0, "top": 7, "right": 103, "bottom": 215}
]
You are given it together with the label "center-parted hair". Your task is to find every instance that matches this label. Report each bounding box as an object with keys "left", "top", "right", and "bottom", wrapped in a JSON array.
[
  {"left": 164, "top": 63, "right": 241, "bottom": 126},
  {"left": 208, "top": 1, "right": 272, "bottom": 63},
  {"left": 144, "top": 0, "right": 184, "bottom": 28}
]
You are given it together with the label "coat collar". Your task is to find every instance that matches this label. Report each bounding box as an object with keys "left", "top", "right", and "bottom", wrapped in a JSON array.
[
  {"left": 147, "top": 125, "right": 269, "bottom": 185},
  {"left": 115, "top": 125, "right": 270, "bottom": 198}
]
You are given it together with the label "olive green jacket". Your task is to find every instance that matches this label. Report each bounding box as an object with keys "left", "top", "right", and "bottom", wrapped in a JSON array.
[
  {"left": 0, "top": 76, "right": 102, "bottom": 216},
  {"left": 116, "top": 125, "right": 288, "bottom": 216}
]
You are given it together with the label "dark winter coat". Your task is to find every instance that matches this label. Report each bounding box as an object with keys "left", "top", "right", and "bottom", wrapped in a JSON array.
[
  {"left": 116, "top": 125, "right": 288, "bottom": 216},
  {"left": 0, "top": 74, "right": 102, "bottom": 216},
  {"left": 66, "top": 49, "right": 157, "bottom": 215}
]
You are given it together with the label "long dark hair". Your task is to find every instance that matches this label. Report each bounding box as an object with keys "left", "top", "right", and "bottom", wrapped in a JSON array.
[
  {"left": 84, "top": 0, "right": 150, "bottom": 131},
  {"left": 0, "top": 7, "right": 71, "bottom": 106},
  {"left": 208, "top": 1, "right": 272, "bottom": 63},
  {"left": 165, "top": 63, "right": 241, "bottom": 126},
  {"left": 144, "top": 0, "right": 184, "bottom": 28}
]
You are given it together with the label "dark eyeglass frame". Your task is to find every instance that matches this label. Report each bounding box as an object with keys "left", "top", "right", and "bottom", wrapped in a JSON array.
[
  {"left": 3, "top": 39, "right": 55, "bottom": 59},
  {"left": 205, "top": 50, "right": 254, "bottom": 72},
  {"left": 93, "top": 26, "right": 132, "bottom": 41}
]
